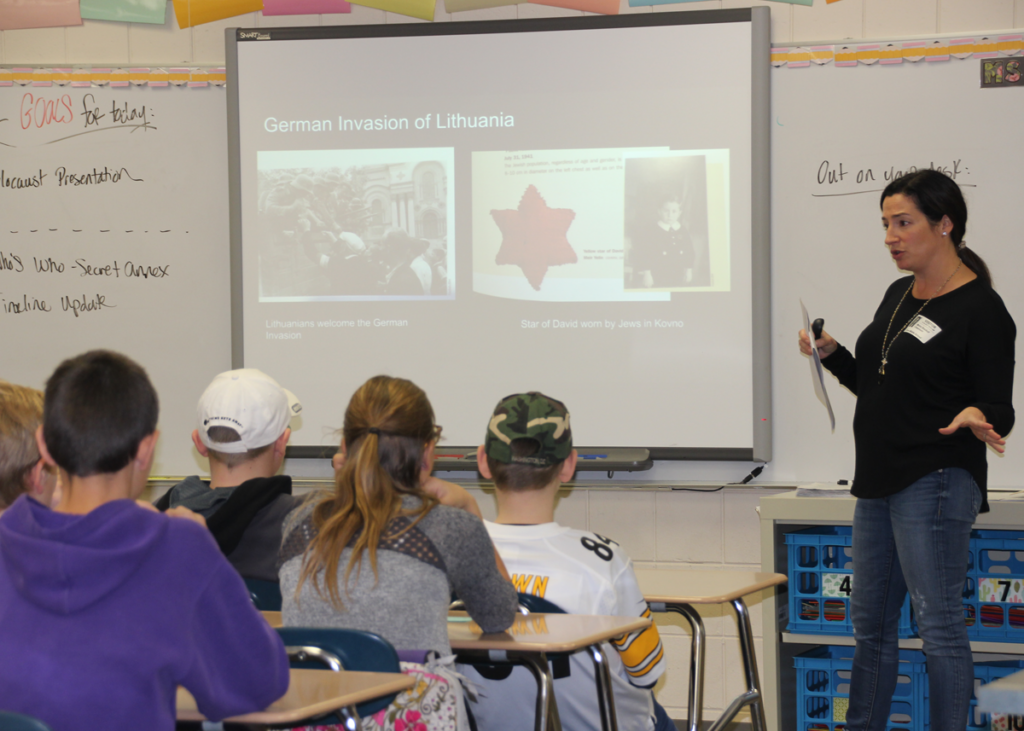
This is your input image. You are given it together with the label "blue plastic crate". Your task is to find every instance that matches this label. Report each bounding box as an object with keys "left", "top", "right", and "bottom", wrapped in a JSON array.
[
  {"left": 785, "top": 527, "right": 916, "bottom": 638},
  {"left": 964, "top": 530, "right": 1024, "bottom": 642},
  {"left": 794, "top": 646, "right": 928, "bottom": 731},
  {"left": 969, "top": 660, "right": 1024, "bottom": 730}
]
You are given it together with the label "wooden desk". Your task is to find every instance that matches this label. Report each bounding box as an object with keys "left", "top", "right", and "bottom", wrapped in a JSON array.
[
  {"left": 176, "top": 667, "right": 413, "bottom": 725},
  {"left": 976, "top": 667, "right": 1024, "bottom": 717},
  {"left": 263, "top": 610, "right": 646, "bottom": 731},
  {"left": 634, "top": 569, "right": 788, "bottom": 731},
  {"left": 448, "top": 612, "right": 648, "bottom": 653},
  {"left": 450, "top": 613, "right": 650, "bottom": 731}
]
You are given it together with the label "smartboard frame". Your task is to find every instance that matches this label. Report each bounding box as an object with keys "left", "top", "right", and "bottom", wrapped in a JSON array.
[{"left": 226, "top": 7, "right": 771, "bottom": 463}]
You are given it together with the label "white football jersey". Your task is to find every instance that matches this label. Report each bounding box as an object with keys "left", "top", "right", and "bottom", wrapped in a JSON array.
[{"left": 462, "top": 521, "right": 666, "bottom": 731}]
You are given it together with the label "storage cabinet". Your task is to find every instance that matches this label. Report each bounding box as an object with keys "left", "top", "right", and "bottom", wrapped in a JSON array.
[{"left": 758, "top": 492, "right": 1024, "bottom": 731}]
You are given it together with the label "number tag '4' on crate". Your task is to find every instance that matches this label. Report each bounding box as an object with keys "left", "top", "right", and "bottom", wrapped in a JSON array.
[
  {"left": 822, "top": 573, "right": 852, "bottom": 598},
  {"left": 786, "top": 526, "right": 917, "bottom": 638}
]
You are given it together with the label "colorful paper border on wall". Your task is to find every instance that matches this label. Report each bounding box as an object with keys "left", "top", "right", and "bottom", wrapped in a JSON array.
[
  {"left": 773, "top": 34, "right": 1023, "bottom": 68},
  {"left": 1, "top": 33, "right": 1022, "bottom": 80},
  {"left": 0, "top": 68, "right": 228, "bottom": 88}
]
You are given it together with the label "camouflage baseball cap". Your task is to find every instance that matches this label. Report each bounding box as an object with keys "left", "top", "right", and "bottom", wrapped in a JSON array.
[{"left": 484, "top": 392, "right": 572, "bottom": 466}]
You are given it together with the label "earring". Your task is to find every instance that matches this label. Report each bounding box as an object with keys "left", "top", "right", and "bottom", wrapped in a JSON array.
[{"left": 942, "top": 232, "right": 948, "bottom": 237}]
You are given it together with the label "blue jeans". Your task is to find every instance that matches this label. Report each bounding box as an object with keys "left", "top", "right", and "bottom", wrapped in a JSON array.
[
  {"left": 847, "top": 468, "right": 981, "bottom": 731},
  {"left": 652, "top": 697, "right": 674, "bottom": 731}
]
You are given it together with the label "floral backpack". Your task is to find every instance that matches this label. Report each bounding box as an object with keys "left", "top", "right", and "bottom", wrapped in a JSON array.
[{"left": 292, "top": 654, "right": 471, "bottom": 731}]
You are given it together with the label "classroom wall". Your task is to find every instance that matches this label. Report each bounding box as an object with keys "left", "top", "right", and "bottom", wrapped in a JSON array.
[
  {"left": 9, "top": 0, "right": 1024, "bottom": 723},
  {"left": 3, "top": 0, "right": 1024, "bottom": 66}
]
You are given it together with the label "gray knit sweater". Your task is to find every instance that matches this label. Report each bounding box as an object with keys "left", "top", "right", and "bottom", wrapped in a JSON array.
[{"left": 278, "top": 495, "right": 517, "bottom": 653}]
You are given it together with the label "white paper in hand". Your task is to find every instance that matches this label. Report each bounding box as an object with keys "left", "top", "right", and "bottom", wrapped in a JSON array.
[{"left": 801, "top": 299, "right": 835, "bottom": 432}]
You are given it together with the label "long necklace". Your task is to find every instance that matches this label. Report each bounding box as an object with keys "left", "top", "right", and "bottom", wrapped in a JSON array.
[{"left": 878, "top": 260, "right": 962, "bottom": 384}]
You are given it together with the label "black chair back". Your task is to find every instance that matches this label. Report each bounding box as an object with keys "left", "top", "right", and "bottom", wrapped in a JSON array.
[
  {"left": 244, "top": 578, "right": 283, "bottom": 611},
  {"left": 469, "top": 593, "right": 570, "bottom": 682},
  {"left": 517, "top": 592, "right": 566, "bottom": 614},
  {"left": 0, "top": 712, "right": 53, "bottom": 731},
  {"left": 276, "top": 626, "right": 402, "bottom": 718}
]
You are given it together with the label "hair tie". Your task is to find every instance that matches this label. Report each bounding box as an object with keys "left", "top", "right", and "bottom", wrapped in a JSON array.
[{"left": 367, "top": 427, "right": 381, "bottom": 435}]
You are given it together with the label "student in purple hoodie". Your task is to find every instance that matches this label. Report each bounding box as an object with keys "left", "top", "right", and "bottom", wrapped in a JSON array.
[{"left": 0, "top": 350, "right": 289, "bottom": 731}]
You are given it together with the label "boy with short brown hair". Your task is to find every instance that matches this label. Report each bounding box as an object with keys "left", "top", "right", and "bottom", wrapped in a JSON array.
[
  {"left": 465, "top": 392, "right": 670, "bottom": 731},
  {"left": 0, "top": 350, "right": 288, "bottom": 731}
]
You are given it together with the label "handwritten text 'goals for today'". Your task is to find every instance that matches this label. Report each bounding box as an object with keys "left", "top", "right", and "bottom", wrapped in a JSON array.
[
  {"left": 522, "top": 319, "right": 684, "bottom": 330},
  {"left": 264, "top": 113, "right": 514, "bottom": 133}
]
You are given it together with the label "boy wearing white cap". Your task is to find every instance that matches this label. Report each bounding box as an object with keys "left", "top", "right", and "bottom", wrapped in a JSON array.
[{"left": 154, "top": 369, "right": 304, "bottom": 582}]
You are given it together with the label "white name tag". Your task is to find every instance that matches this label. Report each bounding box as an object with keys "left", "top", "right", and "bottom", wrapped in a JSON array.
[{"left": 905, "top": 315, "right": 941, "bottom": 343}]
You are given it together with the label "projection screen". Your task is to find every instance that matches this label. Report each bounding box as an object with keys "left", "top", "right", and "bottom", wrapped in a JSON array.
[{"left": 226, "top": 8, "right": 771, "bottom": 461}]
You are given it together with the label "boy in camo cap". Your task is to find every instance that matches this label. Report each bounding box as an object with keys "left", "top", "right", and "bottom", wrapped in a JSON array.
[
  {"left": 464, "top": 392, "right": 671, "bottom": 731},
  {"left": 481, "top": 391, "right": 573, "bottom": 468}
]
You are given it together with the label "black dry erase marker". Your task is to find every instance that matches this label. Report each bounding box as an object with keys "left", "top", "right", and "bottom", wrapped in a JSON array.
[{"left": 812, "top": 318, "right": 824, "bottom": 341}]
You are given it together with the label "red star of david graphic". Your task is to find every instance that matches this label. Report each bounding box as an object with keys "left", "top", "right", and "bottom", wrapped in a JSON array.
[{"left": 491, "top": 185, "right": 577, "bottom": 291}]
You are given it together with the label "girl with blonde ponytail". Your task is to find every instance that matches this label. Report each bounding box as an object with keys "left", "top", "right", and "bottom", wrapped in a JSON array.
[{"left": 279, "top": 375, "right": 517, "bottom": 704}]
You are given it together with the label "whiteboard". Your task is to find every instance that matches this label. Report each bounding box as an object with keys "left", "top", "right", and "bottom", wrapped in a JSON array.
[
  {"left": 0, "top": 85, "right": 231, "bottom": 478},
  {"left": 3, "top": 57, "right": 1022, "bottom": 485},
  {"left": 770, "top": 58, "right": 1024, "bottom": 488}
]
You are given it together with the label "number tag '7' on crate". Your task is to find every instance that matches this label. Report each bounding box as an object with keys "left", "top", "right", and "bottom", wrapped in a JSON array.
[{"left": 980, "top": 577, "right": 1024, "bottom": 604}]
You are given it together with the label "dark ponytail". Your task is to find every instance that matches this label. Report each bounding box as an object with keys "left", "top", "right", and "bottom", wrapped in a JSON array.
[
  {"left": 958, "top": 246, "right": 991, "bottom": 289},
  {"left": 881, "top": 169, "right": 992, "bottom": 289}
]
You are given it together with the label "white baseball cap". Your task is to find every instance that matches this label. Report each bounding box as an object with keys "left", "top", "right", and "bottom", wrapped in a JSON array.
[{"left": 197, "top": 369, "right": 302, "bottom": 453}]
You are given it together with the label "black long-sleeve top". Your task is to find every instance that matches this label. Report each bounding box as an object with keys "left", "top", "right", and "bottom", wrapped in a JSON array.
[{"left": 823, "top": 276, "right": 1016, "bottom": 512}]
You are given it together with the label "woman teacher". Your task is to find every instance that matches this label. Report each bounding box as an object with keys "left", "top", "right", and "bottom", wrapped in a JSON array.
[{"left": 799, "top": 169, "right": 1016, "bottom": 731}]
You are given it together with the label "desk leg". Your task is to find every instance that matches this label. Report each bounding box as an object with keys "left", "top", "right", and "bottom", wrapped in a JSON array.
[
  {"left": 339, "top": 706, "right": 361, "bottom": 731},
  {"left": 658, "top": 602, "right": 704, "bottom": 731},
  {"left": 730, "top": 598, "right": 766, "bottom": 731},
  {"left": 588, "top": 643, "right": 619, "bottom": 731},
  {"left": 515, "top": 651, "right": 563, "bottom": 731}
]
